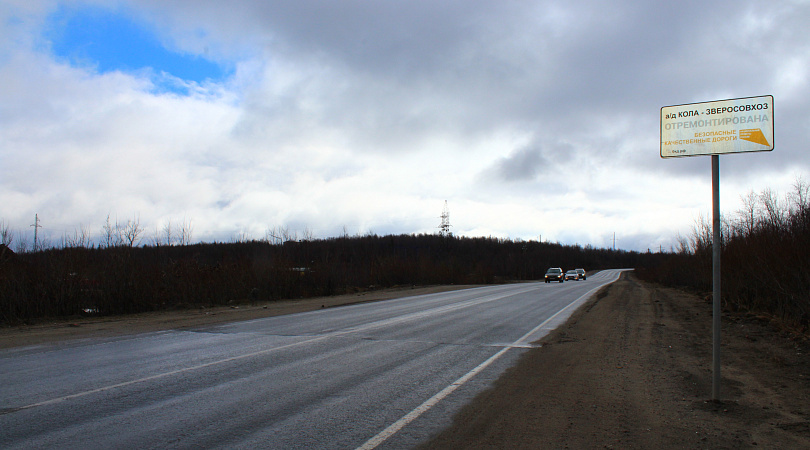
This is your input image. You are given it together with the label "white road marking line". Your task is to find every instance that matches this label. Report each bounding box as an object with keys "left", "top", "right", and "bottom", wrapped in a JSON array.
[
  {"left": 5, "top": 334, "right": 334, "bottom": 414},
  {"left": 5, "top": 284, "right": 541, "bottom": 414},
  {"left": 512, "top": 278, "right": 618, "bottom": 347},
  {"left": 8, "top": 271, "right": 625, "bottom": 423},
  {"left": 356, "top": 270, "right": 625, "bottom": 450},
  {"left": 355, "top": 345, "right": 510, "bottom": 450}
]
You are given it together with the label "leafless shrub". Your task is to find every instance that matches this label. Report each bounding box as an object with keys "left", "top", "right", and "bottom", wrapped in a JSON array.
[
  {"left": 733, "top": 190, "right": 759, "bottom": 236},
  {"left": 149, "top": 218, "right": 193, "bottom": 247},
  {"left": 759, "top": 187, "right": 787, "bottom": 231},
  {"left": 689, "top": 214, "right": 714, "bottom": 255},
  {"left": 163, "top": 219, "right": 174, "bottom": 246},
  {"left": 232, "top": 229, "right": 252, "bottom": 243},
  {"left": 640, "top": 176, "right": 810, "bottom": 331},
  {"left": 264, "top": 225, "right": 298, "bottom": 244},
  {"left": 102, "top": 215, "right": 122, "bottom": 248},
  {"left": 63, "top": 224, "right": 91, "bottom": 248},
  {"left": 1, "top": 220, "right": 12, "bottom": 248},
  {"left": 674, "top": 233, "right": 691, "bottom": 255},
  {"left": 14, "top": 236, "right": 30, "bottom": 253},
  {"left": 179, "top": 217, "right": 193, "bottom": 246},
  {"left": 2, "top": 223, "right": 652, "bottom": 324},
  {"left": 789, "top": 176, "right": 809, "bottom": 213}
]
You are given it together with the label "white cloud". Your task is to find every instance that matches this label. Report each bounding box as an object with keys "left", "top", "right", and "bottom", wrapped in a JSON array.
[{"left": 1, "top": 0, "right": 809, "bottom": 251}]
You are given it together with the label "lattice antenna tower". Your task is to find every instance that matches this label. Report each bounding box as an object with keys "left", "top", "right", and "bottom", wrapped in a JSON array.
[{"left": 439, "top": 201, "right": 452, "bottom": 236}]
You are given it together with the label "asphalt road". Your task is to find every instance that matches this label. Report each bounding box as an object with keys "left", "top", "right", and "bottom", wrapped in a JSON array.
[{"left": 1, "top": 269, "right": 624, "bottom": 449}]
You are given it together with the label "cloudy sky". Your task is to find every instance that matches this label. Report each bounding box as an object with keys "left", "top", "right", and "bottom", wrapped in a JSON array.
[{"left": 1, "top": 0, "right": 809, "bottom": 252}]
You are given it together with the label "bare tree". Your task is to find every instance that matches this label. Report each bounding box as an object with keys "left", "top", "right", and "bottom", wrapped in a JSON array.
[
  {"left": 232, "top": 229, "right": 252, "bottom": 243},
  {"left": 264, "top": 226, "right": 279, "bottom": 244},
  {"left": 179, "top": 217, "right": 193, "bottom": 246},
  {"left": 264, "top": 225, "right": 294, "bottom": 244},
  {"left": 674, "top": 232, "right": 691, "bottom": 254},
  {"left": 790, "top": 176, "right": 809, "bottom": 216},
  {"left": 302, "top": 226, "right": 313, "bottom": 241},
  {"left": 760, "top": 187, "right": 787, "bottom": 231},
  {"left": 102, "top": 214, "right": 123, "bottom": 247},
  {"left": 148, "top": 226, "right": 162, "bottom": 247},
  {"left": 734, "top": 190, "right": 759, "bottom": 236},
  {"left": 282, "top": 226, "right": 297, "bottom": 243},
  {"left": 38, "top": 236, "right": 52, "bottom": 251},
  {"left": 63, "top": 224, "right": 91, "bottom": 248},
  {"left": 15, "top": 236, "right": 29, "bottom": 253},
  {"left": 0, "top": 220, "right": 12, "bottom": 248},
  {"left": 163, "top": 219, "right": 174, "bottom": 246},
  {"left": 689, "top": 214, "right": 713, "bottom": 253},
  {"left": 122, "top": 216, "right": 144, "bottom": 247}
]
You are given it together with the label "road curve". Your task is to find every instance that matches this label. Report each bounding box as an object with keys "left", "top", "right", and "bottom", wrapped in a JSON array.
[{"left": 1, "top": 269, "right": 626, "bottom": 449}]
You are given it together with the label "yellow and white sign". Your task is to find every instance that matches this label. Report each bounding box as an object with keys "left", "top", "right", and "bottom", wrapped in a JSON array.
[{"left": 660, "top": 95, "right": 773, "bottom": 158}]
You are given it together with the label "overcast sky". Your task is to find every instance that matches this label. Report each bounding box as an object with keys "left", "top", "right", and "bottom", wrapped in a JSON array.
[{"left": 2, "top": 0, "right": 809, "bottom": 252}]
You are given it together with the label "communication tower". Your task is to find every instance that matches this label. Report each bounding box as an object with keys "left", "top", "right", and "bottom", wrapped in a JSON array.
[{"left": 439, "top": 201, "right": 451, "bottom": 236}]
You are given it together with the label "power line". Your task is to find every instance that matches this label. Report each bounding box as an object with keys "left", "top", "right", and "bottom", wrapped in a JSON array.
[{"left": 30, "top": 214, "right": 42, "bottom": 251}]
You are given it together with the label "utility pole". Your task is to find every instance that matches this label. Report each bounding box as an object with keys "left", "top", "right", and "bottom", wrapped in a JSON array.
[{"left": 31, "top": 214, "right": 42, "bottom": 251}]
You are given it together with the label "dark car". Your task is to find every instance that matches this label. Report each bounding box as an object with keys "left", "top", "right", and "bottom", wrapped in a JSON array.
[
  {"left": 576, "top": 268, "right": 586, "bottom": 280},
  {"left": 544, "top": 267, "right": 564, "bottom": 283}
]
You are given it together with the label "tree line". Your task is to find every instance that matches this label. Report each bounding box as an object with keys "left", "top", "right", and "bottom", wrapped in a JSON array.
[
  {"left": 636, "top": 178, "right": 810, "bottom": 333},
  {"left": 0, "top": 232, "right": 651, "bottom": 325},
  {"left": 4, "top": 178, "right": 806, "bottom": 332}
]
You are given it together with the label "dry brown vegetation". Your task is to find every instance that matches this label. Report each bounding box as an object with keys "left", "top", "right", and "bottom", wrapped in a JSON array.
[
  {"left": 5, "top": 179, "right": 806, "bottom": 331},
  {"left": 637, "top": 178, "right": 810, "bottom": 335},
  {"left": 0, "top": 233, "right": 650, "bottom": 325}
]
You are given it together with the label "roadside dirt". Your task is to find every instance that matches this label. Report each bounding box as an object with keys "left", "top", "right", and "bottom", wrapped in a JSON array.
[
  {"left": 423, "top": 272, "right": 810, "bottom": 449},
  {"left": 2, "top": 274, "right": 808, "bottom": 448}
]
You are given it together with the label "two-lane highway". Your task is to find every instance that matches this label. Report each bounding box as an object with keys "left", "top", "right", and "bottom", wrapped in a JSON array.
[{"left": 1, "top": 269, "right": 626, "bottom": 449}]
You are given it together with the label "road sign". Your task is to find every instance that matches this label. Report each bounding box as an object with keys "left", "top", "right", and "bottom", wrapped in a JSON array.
[
  {"left": 660, "top": 94, "right": 775, "bottom": 402},
  {"left": 660, "top": 95, "right": 773, "bottom": 158}
]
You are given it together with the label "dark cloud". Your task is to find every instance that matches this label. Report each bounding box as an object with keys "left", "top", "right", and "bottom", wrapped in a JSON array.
[
  {"left": 2, "top": 0, "right": 809, "bottom": 251},
  {"left": 145, "top": 0, "right": 810, "bottom": 167},
  {"left": 497, "top": 146, "right": 548, "bottom": 182}
]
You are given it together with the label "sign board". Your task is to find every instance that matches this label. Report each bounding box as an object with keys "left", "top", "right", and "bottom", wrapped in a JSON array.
[{"left": 660, "top": 95, "right": 773, "bottom": 158}]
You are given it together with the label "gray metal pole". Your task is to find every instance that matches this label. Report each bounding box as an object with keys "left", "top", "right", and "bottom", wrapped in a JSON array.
[{"left": 712, "top": 155, "right": 721, "bottom": 401}]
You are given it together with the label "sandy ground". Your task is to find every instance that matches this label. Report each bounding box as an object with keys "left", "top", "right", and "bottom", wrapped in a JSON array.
[
  {"left": 3, "top": 274, "right": 808, "bottom": 448},
  {"left": 423, "top": 273, "right": 810, "bottom": 449}
]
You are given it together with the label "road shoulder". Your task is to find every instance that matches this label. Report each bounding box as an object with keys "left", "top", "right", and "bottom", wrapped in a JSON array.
[{"left": 421, "top": 272, "right": 810, "bottom": 448}]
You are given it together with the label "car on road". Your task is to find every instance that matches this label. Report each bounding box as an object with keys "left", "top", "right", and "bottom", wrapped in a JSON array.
[
  {"left": 565, "top": 270, "right": 579, "bottom": 281},
  {"left": 576, "top": 268, "right": 586, "bottom": 280},
  {"left": 545, "top": 267, "right": 564, "bottom": 283}
]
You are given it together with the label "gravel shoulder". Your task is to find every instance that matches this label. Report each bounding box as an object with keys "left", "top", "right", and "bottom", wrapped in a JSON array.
[{"left": 422, "top": 272, "right": 810, "bottom": 449}]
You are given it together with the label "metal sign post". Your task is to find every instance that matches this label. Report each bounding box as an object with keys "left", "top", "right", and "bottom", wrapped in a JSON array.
[
  {"left": 661, "top": 95, "right": 774, "bottom": 402},
  {"left": 711, "top": 154, "right": 721, "bottom": 401}
]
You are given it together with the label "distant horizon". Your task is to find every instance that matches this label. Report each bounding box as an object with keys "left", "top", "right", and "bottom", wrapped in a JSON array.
[{"left": 1, "top": 214, "right": 645, "bottom": 253}]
